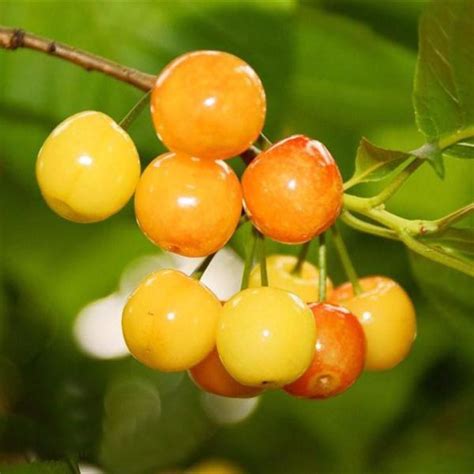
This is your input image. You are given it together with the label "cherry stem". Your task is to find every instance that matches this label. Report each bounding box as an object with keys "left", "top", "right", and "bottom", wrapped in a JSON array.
[
  {"left": 292, "top": 241, "right": 311, "bottom": 275},
  {"left": 257, "top": 230, "right": 269, "bottom": 286},
  {"left": 119, "top": 90, "right": 152, "bottom": 130},
  {"left": 240, "top": 145, "right": 262, "bottom": 166},
  {"left": 363, "top": 158, "right": 423, "bottom": 207},
  {"left": 191, "top": 253, "right": 216, "bottom": 280},
  {"left": 318, "top": 233, "right": 327, "bottom": 302},
  {"left": 331, "top": 225, "right": 363, "bottom": 295},
  {"left": 240, "top": 228, "right": 258, "bottom": 290}
]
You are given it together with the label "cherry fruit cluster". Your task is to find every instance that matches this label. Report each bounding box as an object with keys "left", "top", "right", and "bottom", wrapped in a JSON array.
[{"left": 36, "top": 51, "right": 417, "bottom": 400}]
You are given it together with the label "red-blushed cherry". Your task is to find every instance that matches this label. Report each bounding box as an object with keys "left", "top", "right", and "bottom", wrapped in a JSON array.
[
  {"left": 284, "top": 303, "right": 366, "bottom": 399},
  {"left": 241, "top": 135, "right": 343, "bottom": 243}
]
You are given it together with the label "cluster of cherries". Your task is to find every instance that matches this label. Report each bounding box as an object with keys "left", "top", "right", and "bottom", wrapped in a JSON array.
[{"left": 36, "top": 50, "right": 416, "bottom": 399}]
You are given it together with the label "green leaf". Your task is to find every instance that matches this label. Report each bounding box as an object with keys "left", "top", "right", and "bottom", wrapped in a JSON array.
[
  {"left": 400, "top": 232, "right": 473, "bottom": 277},
  {"left": 414, "top": 0, "right": 474, "bottom": 142},
  {"left": 345, "top": 138, "right": 410, "bottom": 188},
  {"left": 443, "top": 137, "right": 474, "bottom": 160},
  {"left": 424, "top": 228, "right": 474, "bottom": 257},
  {"left": 0, "top": 461, "right": 72, "bottom": 474}
]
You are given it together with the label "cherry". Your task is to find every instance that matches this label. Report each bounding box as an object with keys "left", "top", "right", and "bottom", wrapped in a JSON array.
[
  {"left": 284, "top": 303, "right": 365, "bottom": 399},
  {"left": 151, "top": 50, "right": 266, "bottom": 160},
  {"left": 242, "top": 135, "right": 343, "bottom": 243},
  {"left": 36, "top": 111, "right": 140, "bottom": 223},
  {"left": 329, "top": 276, "right": 417, "bottom": 371},
  {"left": 122, "top": 269, "right": 221, "bottom": 371},
  {"left": 249, "top": 254, "right": 333, "bottom": 303},
  {"left": 216, "top": 287, "right": 316, "bottom": 388},
  {"left": 134, "top": 152, "right": 242, "bottom": 257}
]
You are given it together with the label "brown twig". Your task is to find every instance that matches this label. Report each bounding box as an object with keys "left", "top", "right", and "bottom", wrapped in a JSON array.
[{"left": 0, "top": 26, "right": 156, "bottom": 91}]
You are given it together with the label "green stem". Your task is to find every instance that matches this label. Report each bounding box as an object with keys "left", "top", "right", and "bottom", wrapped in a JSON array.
[
  {"left": 191, "top": 253, "right": 215, "bottom": 280},
  {"left": 240, "top": 145, "right": 262, "bottom": 166},
  {"left": 437, "top": 125, "right": 474, "bottom": 150},
  {"left": 257, "top": 132, "right": 273, "bottom": 149},
  {"left": 340, "top": 210, "right": 398, "bottom": 240},
  {"left": 119, "top": 90, "right": 151, "bottom": 130},
  {"left": 434, "top": 203, "right": 474, "bottom": 231},
  {"left": 343, "top": 194, "right": 438, "bottom": 236},
  {"left": 292, "top": 241, "right": 311, "bottom": 275},
  {"left": 400, "top": 232, "right": 474, "bottom": 277},
  {"left": 365, "top": 158, "right": 423, "bottom": 207},
  {"left": 318, "top": 233, "right": 327, "bottom": 302},
  {"left": 241, "top": 230, "right": 258, "bottom": 290},
  {"left": 257, "top": 230, "right": 269, "bottom": 286},
  {"left": 331, "top": 225, "right": 362, "bottom": 295}
]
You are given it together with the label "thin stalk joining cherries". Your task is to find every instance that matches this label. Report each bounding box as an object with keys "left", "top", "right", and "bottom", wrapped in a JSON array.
[
  {"left": 191, "top": 253, "right": 216, "bottom": 280},
  {"left": 241, "top": 229, "right": 258, "bottom": 290},
  {"left": 119, "top": 90, "right": 152, "bottom": 130},
  {"left": 292, "top": 241, "right": 311, "bottom": 275},
  {"left": 331, "top": 225, "right": 363, "bottom": 295},
  {"left": 318, "top": 233, "right": 327, "bottom": 302}
]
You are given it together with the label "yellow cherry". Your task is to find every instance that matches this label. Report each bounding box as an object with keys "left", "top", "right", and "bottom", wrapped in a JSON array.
[
  {"left": 216, "top": 287, "right": 316, "bottom": 387},
  {"left": 122, "top": 269, "right": 221, "bottom": 372},
  {"left": 249, "top": 254, "right": 333, "bottom": 303},
  {"left": 36, "top": 111, "right": 140, "bottom": 223},
  {"left": 329, "top": 276, "right": 416, "bottom": 371}
]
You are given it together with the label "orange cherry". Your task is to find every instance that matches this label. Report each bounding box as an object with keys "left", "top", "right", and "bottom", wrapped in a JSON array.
[
  {"left": 134, "top": 152, "right": 242, "bottom": 257},
  {"left": 284, "top": 303, "right": 365, "bottom": 399},
  {"left": 151, "top": 51, "right": 266, "bottom": 160},
  {"left": 329, "top": 276, "right": 417, "bottom": 371},
  {"left": 189, "top": 348, "right": 263, "bottom": 398},
  {"left": 242, "top": 135, "right": 343, "bottom": 243}
]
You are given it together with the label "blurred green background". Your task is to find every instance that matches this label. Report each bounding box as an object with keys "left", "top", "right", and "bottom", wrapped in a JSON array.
[{"left": 1, "top": 1, "right": 473, "bottom": 473}]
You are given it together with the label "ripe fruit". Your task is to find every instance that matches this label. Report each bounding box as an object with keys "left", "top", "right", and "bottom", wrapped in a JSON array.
[
  {"left": 36, "top": 111, "right": 140, "bottom": 223},
  {"left": 284, "top": 303, "right": 365, "bottom": 399},
  {"left": 189, "top": 348, "right": 263, "bottom": 398},
  {"left": 122, "top": 269, "right": 221, "bottom": 371},
  {"left": 134, "top": 152, "right": 242, "bottom": 257},
  {"left": 249, "top": 254, "right": 333, "bottom": 303},
  {"left": 151, "top": 50, "right": 266, "bottom": 160},
  {"left": 216, "top": 287, "right": 316, "bottom": 387},
  {"left": 242, "top": 135, "right": 343, "bottom": 243},
  {"left": 329, "top": 276, "right": 416, "bottom": 371}
]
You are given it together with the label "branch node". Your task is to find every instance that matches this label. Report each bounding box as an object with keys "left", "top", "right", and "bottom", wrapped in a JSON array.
[
  {"left": 10, "top": 29, "right": 25, "bottom": 50},
  {"left": 47, "top": 41, "right": 57, "bottom": 54}
]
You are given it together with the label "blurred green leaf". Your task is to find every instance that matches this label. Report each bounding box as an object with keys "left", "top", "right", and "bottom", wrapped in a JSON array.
[
  {"left": 345, "top": 138, "right": 411, "bottom": 187},
  {"left": 443, "top": 137, "right": 474, "bottom": 160},
  {"left": 0, "top": 461, "right": 72, "bottom": 474},
  {"left": 414, "top": 0, "right": 474, "bottom": 142}
]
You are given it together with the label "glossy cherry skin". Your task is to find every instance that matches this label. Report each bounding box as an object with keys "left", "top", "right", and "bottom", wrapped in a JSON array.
[
  {"left": 242, "top": 135, "right": 343, "bottom": 243},
  {"left": 122, "top": 269, "right": 221, "bottom": 372},
  {"left": 329, "top": 276, "right": 417, "bottom": 371},
  {"left": 189, "top": 348, "right": 263, "bottom": 398},
  {"left": 134, "top": 152, "right": 242, "bottom": 257},
  {"left": 249, "top": 254, "right": 333, "bottom": 303},
  {"left": 36, "top": 111, "right": 140, "bottom": 223},
  {"left": 151, "top": 51, "right": 266, "bottom": 160},
  {"left": 284, "top": 303, "right": 366, "bottom": 399},
  {"left": 216, "top": 287, "right": 316, "bottom": 388}
]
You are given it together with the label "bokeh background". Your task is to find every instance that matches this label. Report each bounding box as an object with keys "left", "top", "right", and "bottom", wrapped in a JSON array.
[{"left": 1, "top": 1, "right": 473, "bottom": 473}]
